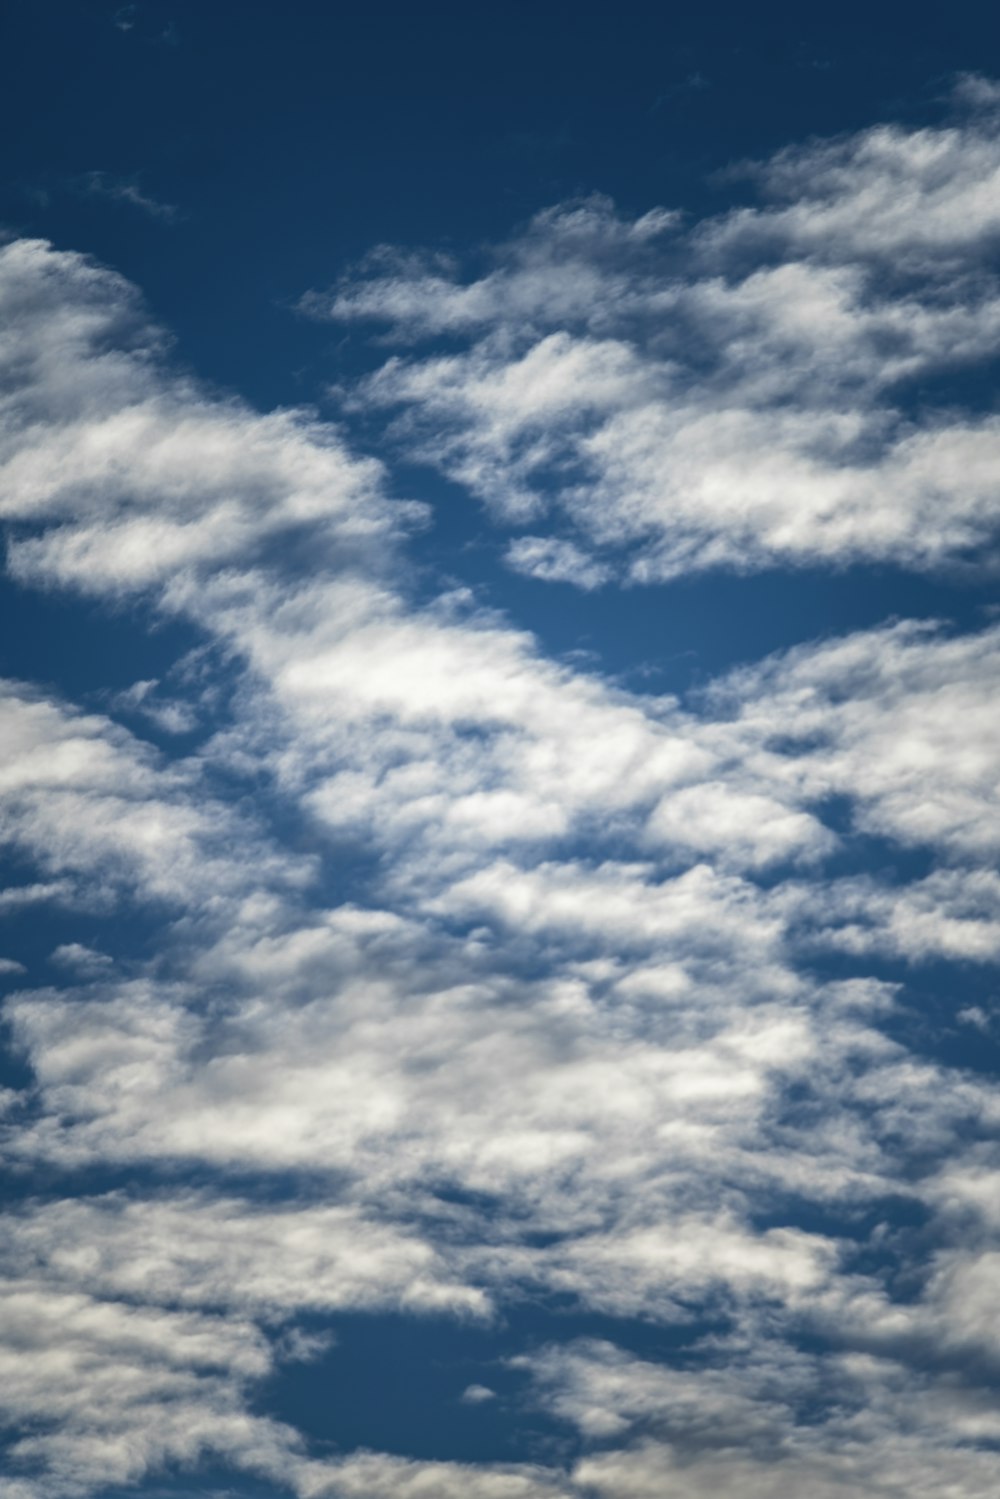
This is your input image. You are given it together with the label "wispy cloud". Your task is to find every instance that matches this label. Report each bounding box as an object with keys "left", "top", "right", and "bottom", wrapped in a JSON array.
[
  {"left": 505, "top": 535, "right": 612, "bottom": 589},
  {"left": 78, "top": 170, "right": 181, "bottom": 222}
]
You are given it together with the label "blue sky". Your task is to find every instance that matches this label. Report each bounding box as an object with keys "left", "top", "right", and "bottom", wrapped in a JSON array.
[{"left": 2, "top": 4, "right": 1000, "bottom": 1496}]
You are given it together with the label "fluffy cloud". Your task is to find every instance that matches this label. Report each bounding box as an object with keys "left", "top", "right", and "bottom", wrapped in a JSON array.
[
  {"left": 707, "top": 619, "right": 1000, "bottom": 861},
  {"left": 526, "top": 1337, "right": 1000, "bottom": 1498},
  {"left": 0, "top": 238, "right": 418, "bottom": 598},
  {"left": 0, "top": 1279, "right": 291, "bottom": 1497},
  {"left": 0, "top": 677, "right": 307, "bottom": 912},
  {"left": 310, "top": 92, "right": 1000, "bottom": 581}
]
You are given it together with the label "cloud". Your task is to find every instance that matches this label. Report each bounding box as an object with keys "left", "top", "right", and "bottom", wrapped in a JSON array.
[
  {"left": 303, "top": 1452, "right": 572, "bottom": 1498},
  {"left": 0, "top": 1280, "right": 293, "bottom": 1498},
  {"left": 0, "top": 677, "right": 307, "bottom": 909},
  {"left": 461, "top": 1383, "right": 497, "bottom": 1404},
  {"left": 77, "top": 171, "right": 180, "bottom": 223},
  {"left": 108, "top": 677, "right": 200, "bottom": 735},
  {"left": 706, "top": 619, "right": 1000, "bottom": 861},
  {"left": 710, "top": 109, "right": 1000, "bottom": 265},
  {"left": 0, "top": 1192, "right": 486, "bottom": 1322},
  {"left": 526, "top": 1338, "right": 1000, "bottom": 1498},
  {"left": 505, "top": 535, "right": 612, "bottom": 590},
  {"left": 0, "top": 1190, "right": 490, "bottom": 1496},
  {"left": 48, "top": 944, "right": 113, "bottom": 975},
  {"left": 796, "top": 868, "right": 1000, "bottom": 963},
  {"left": 308, "top": 98, "right": 1000, "bottom": 583},
  {"left": 0, "top": 882, "right": 72, "bottom": 913},
  {"left": 0, "top": 239, "right": 420, "bottom": 600}
]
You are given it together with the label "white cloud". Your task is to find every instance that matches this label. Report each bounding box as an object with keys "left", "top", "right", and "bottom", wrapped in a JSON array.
[
  {"left": 301, "top": 1451, "right": 572, "bottom": 1498},
  {"left": 0, "top": 1192, "right": 486, "bottom": 1322},
  {"left": 49, "top": 944, "right": 113, "bottom": 975},
  {"left": 0, "top": 239, "right": 419, "bottom": 599},
  {"left": 526, "top": 1337, "right": 1000, "bottom": 1498},
  {"left": 0, "top": 1277, "right": 297, "bottom": 1499},
  {"left": 712, "top": 114, "right": 1000, "bottom": 264},
  {"left": 707, "top": 619, "right": 1000, "bottom": 861},
  {"left": 310, "top": 104, "right": 1000, "bottom": 581},
  {"left": 798, "top": 868, "right": 1000, "bottom": 963},
  {"left": 504, "top": 535, "right": 611, "bottom": 589},
  {"left": 461, "top": 1383, "right": 497, "bottom": 1404},
  {"left": 0, "top": 677, "right": 307, "bottom": 908}
]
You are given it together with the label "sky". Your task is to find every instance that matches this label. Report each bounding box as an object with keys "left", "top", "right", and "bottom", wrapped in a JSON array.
[{"left": 2, "top": 2, "right": 1000, "bottom": 1495}]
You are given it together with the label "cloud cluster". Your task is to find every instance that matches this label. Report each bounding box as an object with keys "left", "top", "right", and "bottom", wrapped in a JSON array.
[
  {"left": 2, "top": 89, "right": 1000, "bottom": 1499},
  {"left": 311, "top": 89, "right": 1000, "bottom": 582}
]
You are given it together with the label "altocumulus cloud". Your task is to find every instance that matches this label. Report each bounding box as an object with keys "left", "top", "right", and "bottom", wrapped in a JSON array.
[
  {"left": 314, "top": 84, "right": 1000, "bottom": 584},
  {"left": 1, "top": 82, "right": 1000, "bottom": 1499}
]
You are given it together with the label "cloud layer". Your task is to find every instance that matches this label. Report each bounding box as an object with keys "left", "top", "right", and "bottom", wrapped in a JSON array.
[{"left": 2, "top": 86, "right": 1000, "bottom": 1499}]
